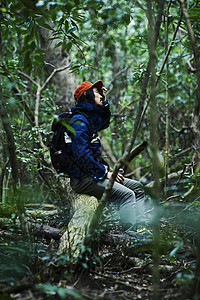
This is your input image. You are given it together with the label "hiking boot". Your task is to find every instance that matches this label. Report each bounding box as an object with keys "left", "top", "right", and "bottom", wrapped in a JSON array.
[{"left": 125, "top": 227, "right": 152, "bottom": 245}]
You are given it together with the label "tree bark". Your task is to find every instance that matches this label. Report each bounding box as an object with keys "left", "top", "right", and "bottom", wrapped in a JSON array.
[
  {"left": 0, "top": 99, "right": 19, "bottom": 190},
  {"left": 178, "top": 2, "right": 200, "bottom": 297},
  {"left": 124, "top": 141, "right": 148, "bottom": 173},
  {"left": 147, "top": 1, "right": 165, "bottom": 299},
  {"left": 38, "top": 25, "right": 77, "bottom": 112},
  {"left": 58, "top": 194, "right": 98, "bottom": 259},
  {"left": 178, "top": 0, "right": 200, "bottom": 171}
]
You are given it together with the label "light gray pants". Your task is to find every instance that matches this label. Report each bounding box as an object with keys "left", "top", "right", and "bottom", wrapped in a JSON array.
[{"left": 70, "top": 176, "right": 148, "bottom": 233}]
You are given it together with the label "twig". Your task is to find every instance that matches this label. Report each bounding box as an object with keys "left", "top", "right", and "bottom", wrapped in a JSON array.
[
  {"left": 174, "top": 147, "right": 192, "bottom": 157},
  {"left": 106, "top": 65, "right": 130, "bottom": 95},
  {"left": 160, "top": 115, "right": 190, "bottom": 134},
  {"left": 187, "top": 55, "right": 196, "bottom": 73},
  {"left": 166, "top": 194, "right": 200, "bottom": 221},
  {"left": 105, "top": 267, "right": 138, "bottom": 274},
  {"left": 178, "top": 0, "right": 200, "bottom": 83},
  {"left": 40, "top": 64, "right": 70, "bottom": 91},
  {"left": 18, "top": 70, "right": 38, "bottom": 86},
  {"left": 0, "top": 159, "right": 10, "bottom": 201},
  {"left": 135, "top": 0, "right": 147, "bottom": 12}
]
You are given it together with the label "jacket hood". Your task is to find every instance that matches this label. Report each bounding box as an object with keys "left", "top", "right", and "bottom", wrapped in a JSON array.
[
  {"left": 71, "top": 102, "right": 95, "bottom": 114},
  {"left": 71, "top": 101, "right": 110, "bottom": 132}
]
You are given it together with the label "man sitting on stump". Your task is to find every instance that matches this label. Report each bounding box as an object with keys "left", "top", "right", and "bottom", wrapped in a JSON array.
[{"left": 53, "top": 80, "right": 151, "bottom": 242}]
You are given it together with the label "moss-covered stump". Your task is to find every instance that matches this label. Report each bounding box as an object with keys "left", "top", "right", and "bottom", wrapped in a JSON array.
[{"left": 58, "top": 194, "right": 98, "bottom": 258}]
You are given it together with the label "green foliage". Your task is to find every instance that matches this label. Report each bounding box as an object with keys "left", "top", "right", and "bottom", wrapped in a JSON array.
[
  {"left": 0, "top": 203, "right": 17, "bottom": 217},
  {"left": 0, "top": 0, "right": 87, "bottom": 74},
  {"left": 36, "top": 283, "right": 85, "bottom": 300},
  {"left": 0, "top": 242, "right": 33, "bottom": 287}
]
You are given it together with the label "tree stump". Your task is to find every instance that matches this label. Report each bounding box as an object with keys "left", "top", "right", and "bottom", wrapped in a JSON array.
[{"left": 58, "top": 193, "right": 98, "bottom": 259}]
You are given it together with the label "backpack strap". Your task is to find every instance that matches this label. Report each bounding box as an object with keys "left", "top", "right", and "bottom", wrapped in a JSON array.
[{"left": 71, "top": 110, "right": 94, "bottom": 138}]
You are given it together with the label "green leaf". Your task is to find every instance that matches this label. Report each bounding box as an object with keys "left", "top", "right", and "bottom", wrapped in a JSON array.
[
  {"left": 33, "top": 54, "right": 45, "bottom": 64},
  {"left": 24, "top": 51, "right": 32, "bottom": 71},
  {"left": 73, "top": 14, "right": 85, "bottom": 23},
  {"left": 53, "top": 41, "right": 63, "bottom": 50},
  {"left": 24, "top": 33, "right": 33, "bottom": 45},
  {"left": 65, "top": 20, "right": 69, "bottom": 33},
  {"left": 68, "top": 27, "right": 77, "bottom": 34},
  {"left": 69, "top": 64, "right": 81, "bottom": 73},
  {"left": 62, "top": 42, "right": 72, "bottom": 52},
  {"left": 33, "top": 26, "right": 39, "bottom": 40},
  {"left": 37, "top": 20, "right": 53, "bottom": 31},
  {"left": 71, "top": 19, "right": 78, "bottom": 29},
  {"left": 169, "top": 241, "right": 183, "bottom": 257},
  {"left": 61, "top": 122, "right": 76, "bottom": 135}
]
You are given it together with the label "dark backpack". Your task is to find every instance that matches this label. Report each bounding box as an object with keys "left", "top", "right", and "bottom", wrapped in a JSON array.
[{"left": 49, "top": 111, "right": 93, "bottom": 175}]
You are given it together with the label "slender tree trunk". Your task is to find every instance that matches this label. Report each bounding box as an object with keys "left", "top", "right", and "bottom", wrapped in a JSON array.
[
  {"left": 178, "top": 1, "right": 200, "bottom": 298},
  {"left": 0, "top": 22, "right": 19, "bottom": 191},
  {"left": 0, "top": 99, "right": 19, "bottom": 191},
  {"left": 164, "top": 3, "right": 171, "bottom": 198},
  {"left": 178, "top": 0, "right": 200, "bottom": 171},
  {"left": 0, "top": 94, "right": 27, "bottom": 230},
  {"left": 147, "top": 1, "right": 164, "bottom": 299}
]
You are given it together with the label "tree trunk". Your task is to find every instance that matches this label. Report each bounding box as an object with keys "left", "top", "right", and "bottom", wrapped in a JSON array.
[
  {"left": 38, "top": 25, "right": 77, "bottom": 112},
  {"left": 147, "top": 1, "right": 165, "bottom": 299},
  {"left": 0, "top": 99, "right": 19, "bottom": 191},
  {"left": 58, "top": 193, "right": 98, "bottom": 260},
  {"left": 178, "top": 0, "right": 200, "bottom": 171}
]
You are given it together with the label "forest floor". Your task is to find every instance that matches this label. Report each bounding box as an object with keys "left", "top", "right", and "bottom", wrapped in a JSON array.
[{"left": 0, "top": 206, "right": 197, "bottom": 300}]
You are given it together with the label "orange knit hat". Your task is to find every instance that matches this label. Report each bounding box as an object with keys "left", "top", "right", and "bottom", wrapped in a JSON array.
[{"left": 73, "top": 80, "right": 103, "bottom": 100}]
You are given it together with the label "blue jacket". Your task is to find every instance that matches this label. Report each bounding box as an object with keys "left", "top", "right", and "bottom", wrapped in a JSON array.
[{"left": 68, "top": 101, "right": 111, "bottom": 181}]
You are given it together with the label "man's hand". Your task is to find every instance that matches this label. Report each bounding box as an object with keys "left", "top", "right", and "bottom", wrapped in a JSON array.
[
  {"left": 106, "top": 171, "right": 124, "bottom": 184},
  {"left": 100, "top": 86, "right": 107, "bottom": 100}
]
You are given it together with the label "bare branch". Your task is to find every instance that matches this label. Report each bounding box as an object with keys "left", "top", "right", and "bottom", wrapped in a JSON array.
[
  {"left": 106, "top": 65, "right": 130, "bottom": 95},
  {"left": 41, "top": 64, "right": 71, "bottom": 91},
  {"left": 187, "top": 55, "right": 196, "bottom": 73},
  {"left": 18, "top": 65, "right": 70, "bottom": 151},
  {"left": 124, "top": 141, "right": 148, "bottom": 173},
  {"left": 12, "top": 86, "right": 35, "bottom": 126},
  {"left": 160, "top": 115, "right": 190, "bottom": 134},
  {"left": 18, "top": 71, "right": 38, "bottom": 87}
]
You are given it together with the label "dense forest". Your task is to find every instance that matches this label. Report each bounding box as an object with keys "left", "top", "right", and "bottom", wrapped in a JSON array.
[{"left": 1, "top": 0, "right": 200, "bottom": 299}]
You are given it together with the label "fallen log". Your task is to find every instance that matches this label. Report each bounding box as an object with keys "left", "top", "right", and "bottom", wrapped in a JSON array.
[
  {"left": 30, "top": 224, "right": 64, "bottom": 240},
  {"left": 0, "top": 223, "right": 64, "bottom": 241}
]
